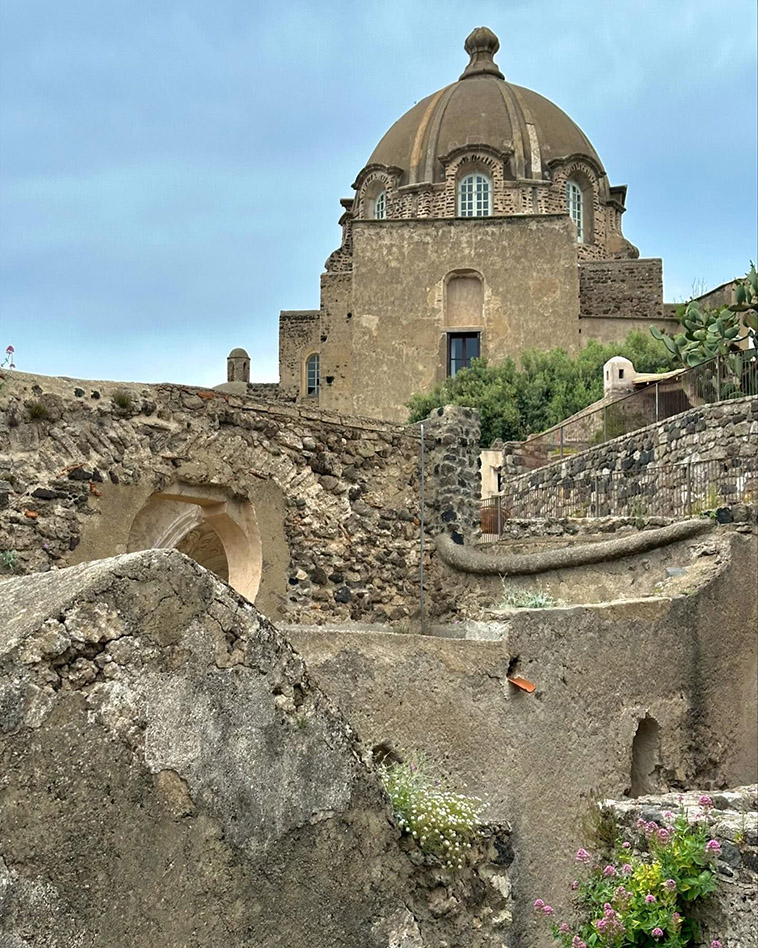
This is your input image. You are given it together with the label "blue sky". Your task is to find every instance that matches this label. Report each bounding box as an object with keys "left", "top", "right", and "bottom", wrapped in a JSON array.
[{"left": 1, "top": 0, "right": 756, "bottom": 386}]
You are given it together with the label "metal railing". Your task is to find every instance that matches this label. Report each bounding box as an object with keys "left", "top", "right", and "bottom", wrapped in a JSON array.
[
  {"left": 516, "top": 354, "right": 758, "bottom": 471},
  {"left": 481, "top": 458, "right": 758, "bottom": 538}
]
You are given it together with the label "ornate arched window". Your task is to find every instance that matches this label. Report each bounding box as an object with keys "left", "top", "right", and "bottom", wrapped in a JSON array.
[
  {"left": 305, "top": 353, "right": 320, "bottom": 397},
  {"left": 374, "top": 190, "right": 386, "bottom": 220},
  {"left": 566, "top": 179, "right": 584, "bottom": 242},
  {"left": 458, "top": 173, "right": 491, "bottom": 217}
]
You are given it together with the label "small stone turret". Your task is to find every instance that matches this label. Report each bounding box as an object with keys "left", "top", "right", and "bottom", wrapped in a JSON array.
[
  {"left": 227, "top": 348, "right": 250, "bottom": 384},
  {"left": 604, "top": 356, "right": 635, "bottom": 396}
]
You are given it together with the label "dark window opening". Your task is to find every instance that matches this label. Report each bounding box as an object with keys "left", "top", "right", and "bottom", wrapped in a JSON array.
[
  {"left": 448, "top": 333, "right": 480, "bottom": 377},
  {"left": 618, "top": 369, "right": 625, "bottom": 379}
]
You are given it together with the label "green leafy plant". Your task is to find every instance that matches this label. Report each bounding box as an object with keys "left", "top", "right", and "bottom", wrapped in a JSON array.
[
  {"left": 535, "top": 798, "right": 721, "bottom": 948},
  {"left": 381, "top": 755, "right": 486, "bottom": 872},
  {"left": 407, "top": 331, "right": 678, "bottom": 447},
  {"left": 651, "top": 263, "right": 758, "bottom": 393},
  {"left": 0, "top": 550, "right": 19, "bottom": 573}
]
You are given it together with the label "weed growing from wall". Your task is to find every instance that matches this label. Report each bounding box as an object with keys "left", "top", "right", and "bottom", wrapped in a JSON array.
[
  {"left": 381, "top": 755, "right": 486, "bottom": 872},
  {"left": 535, "top": 797, "right": 721, "bottom": 948},
  {"left": 498, "top": 579, "right": 560, "bottom": 610}
]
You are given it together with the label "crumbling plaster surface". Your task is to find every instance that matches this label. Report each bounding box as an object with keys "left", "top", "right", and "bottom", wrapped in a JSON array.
[
  {"left": 289, "top": 531, "right": 758, "bottom": 945},
  {"left": 0, "top": 550, "right": 515, "bottom": 948}
]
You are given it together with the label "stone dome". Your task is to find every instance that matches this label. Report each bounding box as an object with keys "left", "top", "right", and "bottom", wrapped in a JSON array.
[
  {"left": 228, "top": 347, "right": 250, "bottom": 358},
  {"left": 366, "top": 27, "right": 604, "bottom": 185}
]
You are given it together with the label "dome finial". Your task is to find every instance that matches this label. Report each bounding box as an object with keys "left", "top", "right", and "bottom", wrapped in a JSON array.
[{"left": 460, "top": 26, "right": 504, "bottom": 80}]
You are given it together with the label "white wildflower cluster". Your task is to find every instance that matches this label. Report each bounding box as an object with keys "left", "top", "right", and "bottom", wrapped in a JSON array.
[{"left": 381, "top": 757, "right": 485, "bottom": 872}]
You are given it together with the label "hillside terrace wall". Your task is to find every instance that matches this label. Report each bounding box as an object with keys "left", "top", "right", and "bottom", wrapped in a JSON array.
[
  {"left": 0, "top": 373, "right": 480, "bottom": 623},
  {"left": 499, "top": 397, "right": 758, "bottom": 519}
]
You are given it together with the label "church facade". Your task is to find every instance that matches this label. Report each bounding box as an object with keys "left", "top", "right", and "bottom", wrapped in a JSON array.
[{"left": 272, "top": 28, "right": 678, "bottom": 421}]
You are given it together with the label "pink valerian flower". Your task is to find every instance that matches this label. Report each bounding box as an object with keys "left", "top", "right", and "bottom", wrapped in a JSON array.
[
  {"left": 645, "top": 894, "right": 656, "bottom": 903},
  {"left": 644, "top": 821, "right": 659, "bottom": 837},
  {"left": 652, "top": 928, "right": 664, "bottom": 938},
  {"left": 575, "top": 848, "right": 591, "bottom": 863},
  {"left": 663, "top": 810, "right": 673, "bottom": 820},
  {"left": 572, "top": 939, "right": 587, "bottom": 948},
  {"left": 571, "top": 880, "right": 579, "bottom": 890},
  {"left": 664, "top": 878, "right": 677, "bottom": 891},
  {"left": 603, "top": 865, "right": 616, "bottom": 876},
  {"left": 621, "top": 841, "right": 631, "bottom": 849},
  {"left": 699, "top": 794, "right": 714, "bottom": 809},
  {"left": 710, "top": 941, "right": 722, "bottom": 948},
  {"left": 558, "top": 923, "right": 570, "bottom": 934},
  {"left": 635, "top": 817, "right": 646, "bottom": 829},
  {"left": 706, "top": 839, "right": 722, "bottom": 854},
  {"left": 533, "top": 899, "right": 545, "bottom": 910},
  {"left": 542, "top": 905, "right": 554, "bottom": 915},
  {"left": 657, "top": 828, "right": 671, "bottom": 844},
  {"left": 621, "top": 864, "right": 634, "bottom": 875}
]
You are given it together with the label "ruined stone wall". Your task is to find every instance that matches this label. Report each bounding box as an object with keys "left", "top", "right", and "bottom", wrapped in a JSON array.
[
  {"left": 0, "top": 373, "right": 479, "bottom": 623},
  {"left": 579, "top": 258, "right": 677, "bottom": 345},
  {"left": 0, "top": 550, "right": 515, "bottom": 948},
  {"left": 500, "top": 396, "right": 758, "bottom": 519},
  {"left": 319, "top": 215, "right": 580, "bottom": 421},
  {"left": 290, "top": 530, "right": 758, "bottom": 945},
  {"left": 278, "top": 309, "right": 320, "bottom": 399}
]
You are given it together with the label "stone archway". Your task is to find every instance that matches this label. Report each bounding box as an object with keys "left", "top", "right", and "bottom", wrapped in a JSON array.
[{"left": 127, "top": 484, "right": 262, "bottom": 601}]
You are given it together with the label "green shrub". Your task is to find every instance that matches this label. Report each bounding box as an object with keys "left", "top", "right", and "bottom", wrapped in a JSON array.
[
  {"left": 535, "top": 798, "right": 721, "bottom": 948},
  {"left": 381, "top": 755, "right": 486, "bottom": 871},
  {"left": 112, "top": 389, "right": 134, "bottom": 411},
  {"left": 26, "top": 401, "right": 50, "bottom": 421}
]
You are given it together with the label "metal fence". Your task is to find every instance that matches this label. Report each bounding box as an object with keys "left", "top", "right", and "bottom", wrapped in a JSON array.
[
  {"left": 518, "top": 354, "right": 758, "bottom": 471},
  {"left": 480, "top": 458, "right": 758, "bottom": 538}
]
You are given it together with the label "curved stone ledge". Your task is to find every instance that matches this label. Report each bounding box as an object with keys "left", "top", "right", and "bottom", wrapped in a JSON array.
[{"left": 435, "top": 518, "right": 713, "bottom": 575}]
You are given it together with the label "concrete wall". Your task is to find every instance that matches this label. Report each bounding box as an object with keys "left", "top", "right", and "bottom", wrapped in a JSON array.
[
  {"left": 289, "top": 530, "right": 758, "bottom": 944},
  {"left": 319, "top": 215, "right": 581, "bottom": 421}
]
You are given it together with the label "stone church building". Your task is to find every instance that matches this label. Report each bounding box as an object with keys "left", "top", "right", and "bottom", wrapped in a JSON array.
[{"left": 232, "top": 27, "right": 678, "bottom": 421}]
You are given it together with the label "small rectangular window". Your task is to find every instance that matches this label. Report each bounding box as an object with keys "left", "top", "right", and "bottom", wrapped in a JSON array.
[{"left": 447, "top": 332, "right": 480, "bottom": 377}]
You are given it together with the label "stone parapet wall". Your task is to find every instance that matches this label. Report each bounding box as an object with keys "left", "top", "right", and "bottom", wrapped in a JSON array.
[
  {"left": 499, "top": 397, "right": 758, "bottom": 519},
  {"left": 606, "top": 788, "right": 758, "bottom": 948},
  {"left": 0, "top": 373, "right": 480, "bottom": 623},
  {"left": 579, "top": 258, "right": 663, "bottom": 321}
]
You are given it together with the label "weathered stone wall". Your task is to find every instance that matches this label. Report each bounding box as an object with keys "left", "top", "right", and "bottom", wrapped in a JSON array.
[
  {"left": 0, "top": 550, "right": 515, "bottom": 948},
  {"left": 499, "top": 396, "right": 758, "bottom": 519},
  {"left": 607, "top": 788, "right": 758, "bottom": 948},
  {"left": 0, "top": 373, "right": 479, "bottom": 623},
  {"left": 278, "top": 309, "right": 320, "bottom": 399},
  {"left": 290, "top": 530, "right": 758, "bottom": 945},
  {"left": 319, "top": 215, "right": 581, "bottom": 421},
  {"left": 579, "top": 258, "right": 678, "bottom": 344}
]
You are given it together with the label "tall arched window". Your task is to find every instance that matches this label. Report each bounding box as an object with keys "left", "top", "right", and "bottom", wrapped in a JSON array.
[
  {"left": 566, "top": 179, "right": 584, "bottom": 242},
  {"left": 374, "top": 190, "right": 386, "bottom": 220},
  {"left": 458, "top": 173, "right": 491, "bottom": 217},
  {"left": 305, "top": 353, "right": 320, "bottom": 397}
]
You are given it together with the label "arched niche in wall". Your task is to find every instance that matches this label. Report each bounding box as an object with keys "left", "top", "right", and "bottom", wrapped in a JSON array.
[
  {"left": 630, "top": 715, "right": 663, "bottom": 798},
  {"left": 126, "top": 483, "right": 262, "bottom": 602},
  {"left": 444, "top": 269, "right": 484, "bottom": 329}
]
